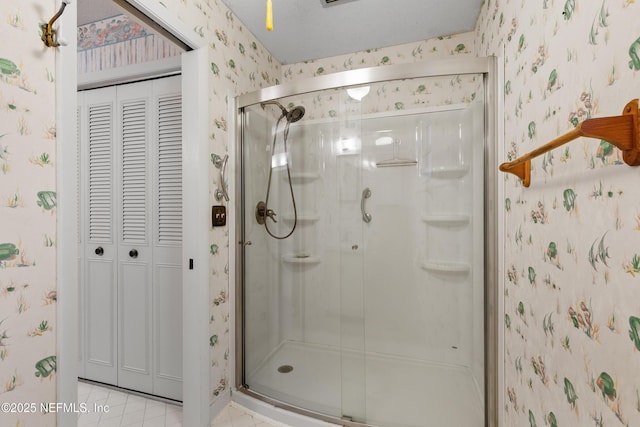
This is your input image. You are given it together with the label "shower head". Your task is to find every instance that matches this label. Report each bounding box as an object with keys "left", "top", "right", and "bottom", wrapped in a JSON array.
[
  {"left": 260, "top": 100, "right": 305, "bottom": 123},
  {"left": 286, "top": 106, "right": 305, "bottom": 123}
]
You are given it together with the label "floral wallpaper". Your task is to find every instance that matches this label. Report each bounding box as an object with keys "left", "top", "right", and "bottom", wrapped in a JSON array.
[
  {"left": 475, "top": 0, "right": 640, "bottom": 426},
  {"left": 283, "top": 31, "right": 475, "bottom": 80},
  {"left": 77, "top": 14, "right": 183, "bottom": 74},
  {"left": 138, "top": 0, "right": 282, "bottom": 403},
  {"left": 0, "top": 0, "right": 58, "bottom": 426},
  {"left": 160, "top": 2, "right": 476, "bottom": 406},
  {"left": 4, "top": 0, "right": 639, "bottom": 424},
  {"left": 79, "top": 14, "right": 149, "bottom": 49}
]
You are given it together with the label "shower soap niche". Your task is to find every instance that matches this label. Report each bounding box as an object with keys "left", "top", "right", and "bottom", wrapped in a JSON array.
[
  {"left": 282, "top": 213, "right": 321, "bottom": 224},
  {"left": 428, "top": 165, "right": 470, "bottom": 179},
  {"left": 282, "top": 254, "right": 321, "bottom": 265},
  {"left": 421, "top": 260, "right": 470, "bottom": 274},
  {"left": 422, "top": 214, "right": 470, "bottom": 226},
  {"left": 282, "top": 172, "right": 321, "bottom": 183}
]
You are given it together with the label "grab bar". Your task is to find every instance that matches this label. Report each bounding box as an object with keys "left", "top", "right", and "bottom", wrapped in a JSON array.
[
  {"left": 361, "top": 187, "right": 372, "bottom": 223},
  {"left": 214, "top": 154, "right": 229, "bottom": 202}
]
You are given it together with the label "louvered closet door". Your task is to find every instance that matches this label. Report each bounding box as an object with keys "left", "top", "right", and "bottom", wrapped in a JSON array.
[
  {"left": 79, "top": 76, "right": 183, "bottom": 401},
  {"left": 116, "top": 80, "right": 155, "bottom": 394},
  {"left": 81, "top": 87, "right": 119, "bottom": 385},
  {"left": 150, "top": 76, "right": 183, "bottom": 401}
]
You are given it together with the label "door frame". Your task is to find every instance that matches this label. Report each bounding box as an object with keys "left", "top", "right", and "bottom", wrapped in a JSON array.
[{"left": 56, "top": 2, "right": 211, "bottom": 426}]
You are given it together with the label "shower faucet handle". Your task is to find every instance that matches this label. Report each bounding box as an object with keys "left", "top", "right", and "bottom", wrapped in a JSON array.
[
  {"left": 266, "top": 209, "right": 278, "bottom": 223},
  {"left": 255, "top": 201, "right": 278, "bottom": 224}
]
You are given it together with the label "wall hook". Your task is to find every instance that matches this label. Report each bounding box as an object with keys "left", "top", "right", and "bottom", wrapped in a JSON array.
[{"left": 41, "top": 0, "right": 71, "bottom": 48}]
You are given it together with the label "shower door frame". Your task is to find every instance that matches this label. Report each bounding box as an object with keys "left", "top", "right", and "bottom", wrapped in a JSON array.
[{"left": 231, "top": 56, "right": 504, "bottom": 427}]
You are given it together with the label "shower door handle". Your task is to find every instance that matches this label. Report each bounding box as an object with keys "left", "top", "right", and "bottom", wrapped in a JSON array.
[{"left": 361, "top": 187, "right": 372, "bottom": 223}]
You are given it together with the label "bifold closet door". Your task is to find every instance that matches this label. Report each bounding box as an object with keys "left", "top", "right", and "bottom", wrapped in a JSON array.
[
  {"left": 116, "top": 80, "right": 155, "bottom": 395},
  {"left": 149, "top": 76, "right": 183, "bottom": 400},
  {"left": 81, "top": 86, "right": 119, "bottom": 386},
  {"left": 79, "top": 76, "right": 183, "bottom": 401}
]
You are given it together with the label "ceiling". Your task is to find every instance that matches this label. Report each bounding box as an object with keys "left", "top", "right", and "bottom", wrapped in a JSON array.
[
  {"left": 78, "top": 0, "right": 125, "bottom": 25},
  {"left": 220, "top": 0, "right": 484, "bottom": 65}
]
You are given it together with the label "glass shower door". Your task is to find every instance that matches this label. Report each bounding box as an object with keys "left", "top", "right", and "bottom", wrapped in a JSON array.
[
  {"left": 331, "top": 90, "right": 368, "bottom": 423},
  {"left": 357, "top": 78, "right": 486, "bottom": 427},
  {"left": 240, "top": 71, "right": 486, "bottom": 427},
  {"left": 241, "top": 98, "right": 367, "bottom": 422}
]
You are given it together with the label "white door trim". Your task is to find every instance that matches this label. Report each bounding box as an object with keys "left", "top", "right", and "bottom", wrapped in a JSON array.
[
  {"left": 180, "top": 47, "right": 211, "bottom": 427},
  {"left": 56, "top": 3, "right": 79, "bottom": 426},
  {"left": 57, "top": 1, "right": 211, "bottom": 426}
]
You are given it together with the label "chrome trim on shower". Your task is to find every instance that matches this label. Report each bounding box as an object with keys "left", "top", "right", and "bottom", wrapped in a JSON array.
[
  {"left": 484, "top": 55, "right": 504, "bottom": 427},
  {"left": 361, "top": 187, "right": 372, "bottom": 223},
  {"left": 237, "top": 386, "right": 372, "bottom": 427},
  {"left": 233, "top": 56, "right": 502, "bottom": 427},
  {"left": 237, "top": 57, "right": 494, "bottom": 108}
]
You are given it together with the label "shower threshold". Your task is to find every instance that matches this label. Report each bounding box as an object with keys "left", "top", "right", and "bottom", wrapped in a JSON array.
[{"left": 246, "top": 341, "right": 484, "bottom": 427}]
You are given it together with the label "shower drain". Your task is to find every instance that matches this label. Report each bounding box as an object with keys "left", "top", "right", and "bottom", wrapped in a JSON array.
[{"left": 277, "top": 365, "right": 294, "bottom": 373}]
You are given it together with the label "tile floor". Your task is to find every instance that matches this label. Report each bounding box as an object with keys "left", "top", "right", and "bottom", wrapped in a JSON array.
[{"left": 77, "top": 381, "right": 288, "bottom": 427}]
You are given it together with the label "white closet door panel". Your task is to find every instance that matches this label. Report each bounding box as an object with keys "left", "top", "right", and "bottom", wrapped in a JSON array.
[
  {"left": 116, "top": 80, "right": 154, "bottom": 395},
  {"left": 86, "top": 91, "right": 115, "bottom": 244},
  {"left": 80, "top": 76, "right": 183, "bottom": 401},
  {"left": 120, "top": 97, "right": 149, "bottom": 244},
  {"left": 155, "top": 78, "right": 183, "bottom": 246},
  {"left": 84, "top": 259, "right": 117, "bottom": 383},
  {"left": 153, "top": 264, "right": 182, "bottom": 400},
  {"left": 117, "top": 260, "right": 153, "bottom": 393},
  {"left": 152, "top": 75, "right": 183, "bottom": 400},
  {"left": 81, "top": 87, "right": 118, "bottom": 385}
]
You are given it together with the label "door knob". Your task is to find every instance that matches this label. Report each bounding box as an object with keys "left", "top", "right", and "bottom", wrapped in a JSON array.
[
  {"left": 95, "top": 246, "right": 104, "bottom": 256},
  {"left": 129, "top": 249, "right": 138, "bottom": 258}
]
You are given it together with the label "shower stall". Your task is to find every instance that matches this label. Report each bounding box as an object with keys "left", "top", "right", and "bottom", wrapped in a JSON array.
[{"left": 233, "top": 58, "right": 500, "bottom": 427}]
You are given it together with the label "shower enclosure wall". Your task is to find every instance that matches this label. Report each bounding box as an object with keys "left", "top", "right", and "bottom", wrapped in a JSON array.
[{"left": 234, "top": 58, "right": 499, "bottom": 427}]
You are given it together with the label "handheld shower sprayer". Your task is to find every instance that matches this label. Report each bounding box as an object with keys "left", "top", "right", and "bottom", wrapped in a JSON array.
[
  {"left": 260, "top": 100, "right": 306, "bottom": 123},
  {"left": 257, "top": 100, "right": 306, "bottom": 239}
]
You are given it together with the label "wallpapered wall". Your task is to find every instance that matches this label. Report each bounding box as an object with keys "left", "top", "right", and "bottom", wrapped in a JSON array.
[
  {"left": 0, "top": 0, "right": 477, "bottom": 422},
  {"left": 0, "top": 0, "right": 283, "bottom": 421},
  {"left": 0, "top": 0, "right": 58, "bottom": 425},
  {"left": 77, "top": 14, "right": 183, "bottom": 74},
  {"left": 148, "top": 0, "right": 476, "bottom": 405},
  {"left": 6, "top": 0, "right": 640, "bottom": 424},
  {"left": 282, "top": 32, "right": 475, "bottom": 80},
  {"left": 137, "top": 0, "right": 283, "bottom": 402},
  {"left": 475, "top": 0, "right": 640, "bottom": 426}
]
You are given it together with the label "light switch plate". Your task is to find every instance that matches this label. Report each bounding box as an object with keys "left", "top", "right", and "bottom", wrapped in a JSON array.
[{"left": 212, "top": 205, "right": 226, "bottom": 227}]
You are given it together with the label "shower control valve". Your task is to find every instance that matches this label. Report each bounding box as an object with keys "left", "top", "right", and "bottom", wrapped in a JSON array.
[{"left": 255, "top": 201, "right": 278, "bottom": 224}]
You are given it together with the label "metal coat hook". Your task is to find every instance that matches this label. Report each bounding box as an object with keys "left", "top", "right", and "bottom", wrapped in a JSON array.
[{"left": 41, "top": 0, "right": 71, "bottom": 48}]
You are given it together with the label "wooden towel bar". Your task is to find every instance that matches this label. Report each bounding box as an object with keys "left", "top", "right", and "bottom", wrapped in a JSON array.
[{"left": 499, "top": 99, "right": 639, "bottom": 187}]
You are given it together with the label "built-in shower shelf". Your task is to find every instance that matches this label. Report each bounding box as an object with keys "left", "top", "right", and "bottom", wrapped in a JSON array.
[
  {"left": 422, "top": 214, "right": 470, "bottom": 226},
  {"left": 428, "top": 166, "right": 469, "bottom": 179},
  {"left": 282, "top": 254, "right": 322, "bottom": 265},
  {"left": 282, "top": 213, "right": 321, "bottom": 224},
  {"left": 421, "top": 261, "right": 470, "bottom": 273},
  {"left": 284, "top": 172, "right": 321, "bottom": 183}
]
